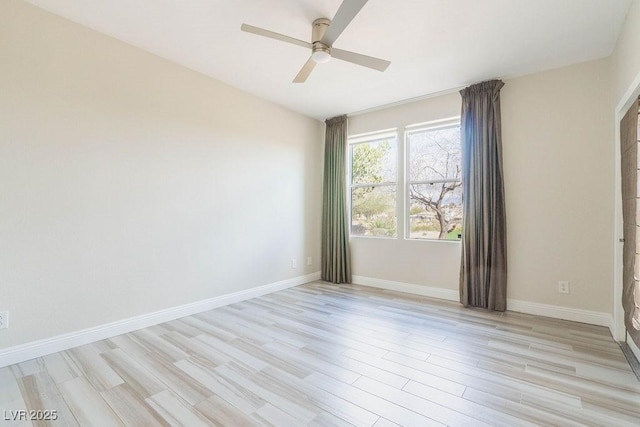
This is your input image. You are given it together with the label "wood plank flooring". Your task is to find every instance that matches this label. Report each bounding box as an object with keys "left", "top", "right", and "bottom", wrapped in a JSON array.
[{"left": 2, "top": 281, "right": 640, "bottom": 426}]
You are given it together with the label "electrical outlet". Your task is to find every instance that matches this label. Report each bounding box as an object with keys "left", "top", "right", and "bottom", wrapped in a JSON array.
[
  {"left": 307, "top": 257, "right": 312, "bottom": 266},
  {"left": 558, "top": 281, "right": 570, "bottom": 294},
  {"left": 291, "top": 258, "right": 297, "bottom": 269},
  {"left": 0, "top": 311, "right": 8, "bottom": 329}
]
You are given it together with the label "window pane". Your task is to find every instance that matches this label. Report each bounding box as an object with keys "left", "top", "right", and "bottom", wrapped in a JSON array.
[
  {"left": 408, "top": 182, "right": 462, "bottom": 240},
  {"left": 351, "top": 185, "right": 397, "bottom": 237},
  {"left": 351, "top": 138, "right": 397, "bottom": 185},
  {"left": 408, "top": 127, "right": 461, "bottom": 182}
]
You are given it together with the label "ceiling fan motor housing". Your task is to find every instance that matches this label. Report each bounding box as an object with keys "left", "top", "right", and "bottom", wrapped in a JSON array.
[
  {"left": 312, "top": 18, "right": 330, "bottom": 43},
  {"left": 311, "top": 18, "right": 331, "bottom": 62}
]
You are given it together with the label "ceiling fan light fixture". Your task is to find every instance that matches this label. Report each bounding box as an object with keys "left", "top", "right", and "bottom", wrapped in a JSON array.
[{"left": 312, "top": 46, "right": 331, "bottom": 63}]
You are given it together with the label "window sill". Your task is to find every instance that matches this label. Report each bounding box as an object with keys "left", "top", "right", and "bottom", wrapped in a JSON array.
[{"left": 349, "top": 235, "right": 462, "bottom": 244}]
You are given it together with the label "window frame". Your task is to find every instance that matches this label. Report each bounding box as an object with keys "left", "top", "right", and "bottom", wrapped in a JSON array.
[
  {"left": 347, "top": 129, "right": 399, "bottom": 239},
  {"left": 405, "top": 119, "right": 462, "bottom": 241},
  {"left": 346, "top": 118, "right": 462, "bottom": 243}
]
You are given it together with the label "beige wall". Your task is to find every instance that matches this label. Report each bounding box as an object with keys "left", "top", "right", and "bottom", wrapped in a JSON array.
[
  {"left": 349, "top": 58, "right": 614, "bottom": 313},
  {"left": 0, "top": 0, "right": 323, "bottom": 349},
  {"left": 502, "top": 59, "right": 613, "bottom": 311}
]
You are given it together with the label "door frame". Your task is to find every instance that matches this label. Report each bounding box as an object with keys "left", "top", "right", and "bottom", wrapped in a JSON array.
[{"left": 614, "top": 71, "right": 640, "bottom": 342}]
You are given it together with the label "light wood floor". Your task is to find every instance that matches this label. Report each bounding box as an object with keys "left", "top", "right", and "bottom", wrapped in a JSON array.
[{"left": 2, "top": 281, "right": 640, "bottom": 426}]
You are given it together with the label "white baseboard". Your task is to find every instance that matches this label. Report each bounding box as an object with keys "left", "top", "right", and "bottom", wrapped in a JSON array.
[
  {"left": 353, "top": 275, "right": 612, "bottom": 328},
  {"left": 506, "top": 299, "right": 613, "bottom": 328},
  {"left": 352, "top": 275, "right": 459, "bottom": 301},
  {"left": 0, "top": 272, "right": 320, "bottom": 368}
]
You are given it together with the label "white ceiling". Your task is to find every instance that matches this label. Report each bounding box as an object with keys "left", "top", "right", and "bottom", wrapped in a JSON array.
[{"left": 24, "top": 0, "right": 632, "bottom": 120}]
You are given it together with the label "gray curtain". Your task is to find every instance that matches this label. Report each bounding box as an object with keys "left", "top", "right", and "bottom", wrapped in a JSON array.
[
  {"left": 620, "top": 97, "right": 640, "bottom": 348},
  {"left": 322, "top": 115, "right": 352, "bottom": 283},
  {"left": 459, "top": 80, "right": 507, "bottom": 311}
]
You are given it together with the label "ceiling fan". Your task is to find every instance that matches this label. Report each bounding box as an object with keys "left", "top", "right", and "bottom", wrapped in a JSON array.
[{"left": 241, "top": 0, "right": 391, "bottom": 83}]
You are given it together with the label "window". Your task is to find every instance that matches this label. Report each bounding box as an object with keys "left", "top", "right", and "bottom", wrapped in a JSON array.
[
  {"left": 349, "top": 131, "right": 397, "bottom": 237},
  {"left": 406, "top": 122, "right": 462, "bottom": 240},
  {"left": 348, "top": 120, "right": 461, "bottom": 241}
]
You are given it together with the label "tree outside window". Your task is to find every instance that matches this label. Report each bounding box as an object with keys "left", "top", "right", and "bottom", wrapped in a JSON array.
[
  {"left": 348, "top": 123, "right": 461, "bottom": 241},
  {"left": 407, "top": 125, "right": 462, "bottom": 240},
  {"left": 349, "top": 134, "right": 397, "bottom": 237}
]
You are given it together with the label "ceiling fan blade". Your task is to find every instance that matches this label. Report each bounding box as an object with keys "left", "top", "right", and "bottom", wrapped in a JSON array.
[
  {"left": 321, "top": 0, "right": 368, "bottom": 46},
  {"left": 241, "top": 24, "right": 311, "bottom": 49},
  {"left": 293, "top": 57, "right": 317, "bottom": 83},
  {"left": 331, "top": 48, "right": 390, "bottom": 72}
]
